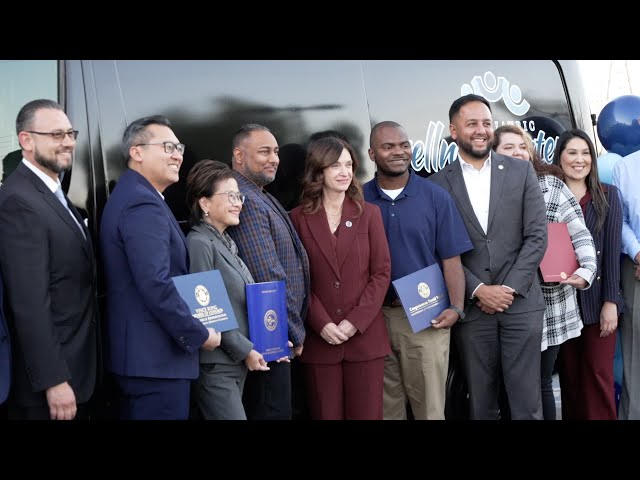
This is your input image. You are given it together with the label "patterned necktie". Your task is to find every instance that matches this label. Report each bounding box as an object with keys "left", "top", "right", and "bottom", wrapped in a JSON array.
[{"left": 55, "top": 187, "right": 86, "bottom": 240}]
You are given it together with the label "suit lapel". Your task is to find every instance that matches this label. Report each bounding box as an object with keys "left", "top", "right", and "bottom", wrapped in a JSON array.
[
  {"left": 445, "top": 161, "right": 484, "bottom": 236},
  {"left": 129, "top": 170, "right": 187, "bottom": 249},
  {"left": 64, "top": 192, "right": 94, "bottom": 259},
  {"left": 193, "top": 224, "right": 253, "bottom": 284},
  {"left": 486, "top": 154, "right": 507, "bottom": 233},
  {"left": 160, "top": 199, "right": 187, "bottom": 248},
  {"left": 20, "top": 164, "right": 93, "bottom": 259},
  {"left": 335, "top": 198, "right": 360, "bottom": 271},
  {"left": 306, "top": 208, "right": 341, "bottom": 278}
]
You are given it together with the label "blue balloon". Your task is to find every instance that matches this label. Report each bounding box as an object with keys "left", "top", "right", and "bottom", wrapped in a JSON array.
[
  {"left": 597, "top": 95, "right": 640, "bottom": 157},
  {"left": 596, "top": 152, "right": 622, "bottom": 184}
]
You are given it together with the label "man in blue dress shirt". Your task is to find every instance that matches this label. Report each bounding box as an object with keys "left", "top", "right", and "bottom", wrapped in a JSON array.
[{"left": 613, "top": 151, "right": 640, "bottom": 419}]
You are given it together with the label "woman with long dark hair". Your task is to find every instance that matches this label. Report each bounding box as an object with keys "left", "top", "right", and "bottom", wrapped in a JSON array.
[{"left": 552, "top": 129, "right": 623, "bottom": 420}]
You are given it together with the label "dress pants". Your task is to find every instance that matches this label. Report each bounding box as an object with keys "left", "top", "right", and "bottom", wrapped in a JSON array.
[
  {"left": 7, "top": 401, "right": 90, "bottom": 420},
  {"left": 558, "top": 323, "right": 617, "bottom": 420},
  {"left": 304, "top": 358, "right": 384, "bottom": 420},
  {"left": 194, "top": 362, "right": 248, "bottom": 420},
  {"left": 619, "top": 256, "right": 640, "bottom": 419},
  {"left": 242, "top": 360, "right": 291, "bottom": 420},
  {"left": 382, "top": 306, "right": 450, "bottom": 420},
  {"left": 114, "top": 375, "right": 191, "bottom": 420},
  {"left": 456, "top": 309, "right": 543, "bottom": 420}
]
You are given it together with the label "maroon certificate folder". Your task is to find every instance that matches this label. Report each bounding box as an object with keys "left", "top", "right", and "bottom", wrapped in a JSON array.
[{"left": 539, "top": 223, "right": 579, "bottom": 282}]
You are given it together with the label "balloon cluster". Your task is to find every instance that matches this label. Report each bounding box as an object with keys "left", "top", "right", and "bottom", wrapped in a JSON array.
[{"left": 596, "top": 94, "right": 640, "bottom": 182}]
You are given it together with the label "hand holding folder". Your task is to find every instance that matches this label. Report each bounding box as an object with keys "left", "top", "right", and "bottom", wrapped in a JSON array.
[{"left": 539, "top": 223, "right": 579, "bottom": 283}]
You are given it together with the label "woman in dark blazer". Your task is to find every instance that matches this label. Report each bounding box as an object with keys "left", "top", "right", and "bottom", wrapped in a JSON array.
[
  {"left": 185, "top": 160, "right": 270, "bottom": 420},
  {"left": 553, "top": 129, "right": 624, "bottom": 420},
  {"left": 290, "top": 136, "right": 391, "bottom": 420}
]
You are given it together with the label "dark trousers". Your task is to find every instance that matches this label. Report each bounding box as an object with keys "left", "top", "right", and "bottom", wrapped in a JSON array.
[
  {"left": 558, "top": 323, "right": 617, "bottom": 420},
  {"left": 242, "top": 360, "right": 291, "bottom": 420},
  {"left": 456, "top": 310, "right": 543, "bottom": 420},
  {"left": 7, "top": 401, "right": 90, "bottom": 420},
  {"left": 304, "top": 358, "right": 384, "bottom": 420},
  {"left": 540, "top": 344, "right": 560, "bottom": 420},
  {"left": 114, "top": 375, "right": 191, "bottom": 420}
]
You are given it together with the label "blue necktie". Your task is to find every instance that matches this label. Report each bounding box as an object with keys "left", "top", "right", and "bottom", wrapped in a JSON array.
[{"left": 55, "top": 187, "right": 86, "bottom": 240}]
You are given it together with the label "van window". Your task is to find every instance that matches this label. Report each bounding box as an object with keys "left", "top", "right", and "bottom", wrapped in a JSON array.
[
  {"left": 0, "top": 60, "right": 58, "bottom": 184},
  {"left": 362, "top": 60, "right": 572, "bottom": 175}
]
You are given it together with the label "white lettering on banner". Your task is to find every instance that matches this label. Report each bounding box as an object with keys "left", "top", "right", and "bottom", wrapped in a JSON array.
[{"left": 409, "top": 71, "right": 562, "bottom": 174}]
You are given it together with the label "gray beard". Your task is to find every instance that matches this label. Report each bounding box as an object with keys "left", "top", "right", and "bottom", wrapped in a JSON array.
[{"left": 35, "top": 151, "right": 70, "bottom": 174}]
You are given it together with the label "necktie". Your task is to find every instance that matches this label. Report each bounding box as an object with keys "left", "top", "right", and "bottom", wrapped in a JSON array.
[{"left": 55, "top": 187, "right": 86, "bottom": 240}]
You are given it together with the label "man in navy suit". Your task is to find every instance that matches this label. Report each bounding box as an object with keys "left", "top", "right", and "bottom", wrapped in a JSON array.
[
  {"left": 0, "top": 99, "right": 97, "bottom": 420},
  {"left": 100, "top": 115, "right": 221, "bottom": 420}
]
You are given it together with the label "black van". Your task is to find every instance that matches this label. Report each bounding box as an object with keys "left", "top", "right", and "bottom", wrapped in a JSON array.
[
  {"left": 0, "top": 60, "right": 596, "bottom": 417},
  {"left": 1, "top": 60, "right": 596, "bottom": 233}
]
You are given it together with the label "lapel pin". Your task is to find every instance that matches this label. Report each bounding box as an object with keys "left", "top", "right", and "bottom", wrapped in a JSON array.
[
  {"left": 346, "top": 221, "right": 352, "bottom": 228},
  {"left": 498, "top": 165, "right": 504, "bottom": 170}
]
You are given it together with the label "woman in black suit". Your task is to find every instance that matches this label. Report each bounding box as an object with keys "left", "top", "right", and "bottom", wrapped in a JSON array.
[{"left": 553, "top": 129, "right": 624, "bottom": 420}]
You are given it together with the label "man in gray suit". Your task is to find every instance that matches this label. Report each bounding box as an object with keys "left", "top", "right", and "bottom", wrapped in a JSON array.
[{"left": 429, "top": 94, "right": 547, "bottom": 419}]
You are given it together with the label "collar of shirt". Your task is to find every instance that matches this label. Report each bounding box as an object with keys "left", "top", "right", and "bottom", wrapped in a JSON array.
[
  {"left": 458, "top": 151, "right": 492, "bottom": 172},
  {"left": 372, "top": 169, "right": 418, "bottom": 201},
  {"left": 22, "top": 158, "right": 60, "bottom": 193}
]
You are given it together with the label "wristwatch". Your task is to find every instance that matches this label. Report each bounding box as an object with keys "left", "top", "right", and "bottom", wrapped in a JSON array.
[{"left": 447, "top": 305, "right": 466, "bottom": 320}]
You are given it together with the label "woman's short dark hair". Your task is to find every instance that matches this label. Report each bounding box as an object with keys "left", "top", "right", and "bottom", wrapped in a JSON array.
[{"left": 186, "top": 159, "right": 235, "bottom": 226}]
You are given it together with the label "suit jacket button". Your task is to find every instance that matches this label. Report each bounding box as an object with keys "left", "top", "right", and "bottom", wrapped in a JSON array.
[
  {"left": 336, "top": 309, "right": 343, "bottom": 316},
  {"left": 597, "top": 276, "right": 601, "bottom": 281},
  {"left": 597, "top": 251, "right": 601, "bottom": 255},
  {"left": 334, "top": 281, "right": 340, "bottom": 288}
]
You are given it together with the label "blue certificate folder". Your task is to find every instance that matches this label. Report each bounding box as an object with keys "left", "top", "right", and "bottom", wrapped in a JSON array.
[
  {"left": 246, "top": 281, "right": 290, "bottom": 362},
  {"left": 391, "top": 263, "right": 450, "bottom": 333},
  {"left": 171, "top": 270, "right": 239, "bottom": 332}
]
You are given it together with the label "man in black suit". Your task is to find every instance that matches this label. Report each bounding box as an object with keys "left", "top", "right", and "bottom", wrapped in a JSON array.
[
  {"left": 0, "top": 99, "right": 97, "bottom": 420},
  {"left": 430, "top": 94, "right": 547, "bottom": 419}
]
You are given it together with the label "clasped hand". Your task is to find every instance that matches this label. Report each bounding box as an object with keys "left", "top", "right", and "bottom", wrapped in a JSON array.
[
  {"left": 475, "top": 284, "right": 515, "bottom": 314},
  {"left": 321, "top": 320, "right": 356, "bottom": 345}
]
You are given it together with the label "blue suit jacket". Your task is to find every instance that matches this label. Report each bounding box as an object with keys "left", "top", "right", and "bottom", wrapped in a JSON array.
[
  {"left": 99, "top": 169, "right": 209, "bottom": 379},
  {"left": 0, "top": 269, "right": 10, "bottom": 404}
]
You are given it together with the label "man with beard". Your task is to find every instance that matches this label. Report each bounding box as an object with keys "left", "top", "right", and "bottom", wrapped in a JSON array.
[
  {"left": 364, "top": 121, "right": 472, "bottom": 420},
  {"left": 0, "top": 99, "right": 97, "bottom": 420},
  {"left": 227, "top": 124, "right": 310, "bottom": 420},
  {"left": 429, "top": 94, "right": 548, "bottom": 419}
]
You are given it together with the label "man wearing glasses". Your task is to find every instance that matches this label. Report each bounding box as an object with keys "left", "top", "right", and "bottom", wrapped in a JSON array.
[
  {"left": 0, "top": 99, "right": 97, "bottom": 420},
  {"left": 227, "top": 123, "right": 310, "bottom": 420},
  {"left": 99, "top": 115, "right": 222, "bottom": 420}
]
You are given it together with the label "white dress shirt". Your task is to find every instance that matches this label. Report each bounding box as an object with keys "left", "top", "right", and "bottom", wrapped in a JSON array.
[{"left": 459, "top": 153, "right": 492, "bottom": 234}]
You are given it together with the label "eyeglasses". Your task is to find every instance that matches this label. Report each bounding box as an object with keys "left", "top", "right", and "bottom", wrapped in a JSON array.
[
  {"left": 212, "top": 191, "right": 246, "bottom": 205},
  {"left": 135, "top": 141, "right": 185, "bottom": 155},
  {"left": 27, "top": 130, "right": 79, "bottom": 141}
]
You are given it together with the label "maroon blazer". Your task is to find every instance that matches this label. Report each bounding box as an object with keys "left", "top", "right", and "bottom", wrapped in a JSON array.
[{"left": 290, "top": 198, "right": 391, "bottom": 364}]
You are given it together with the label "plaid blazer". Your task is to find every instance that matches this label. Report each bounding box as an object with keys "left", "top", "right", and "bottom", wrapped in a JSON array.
[
  {"left": 539, "top": 175, "right": 596, "bottom": 350},
  {"left": 227, "top": 172, "right": 310, "bottom": 347}
]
